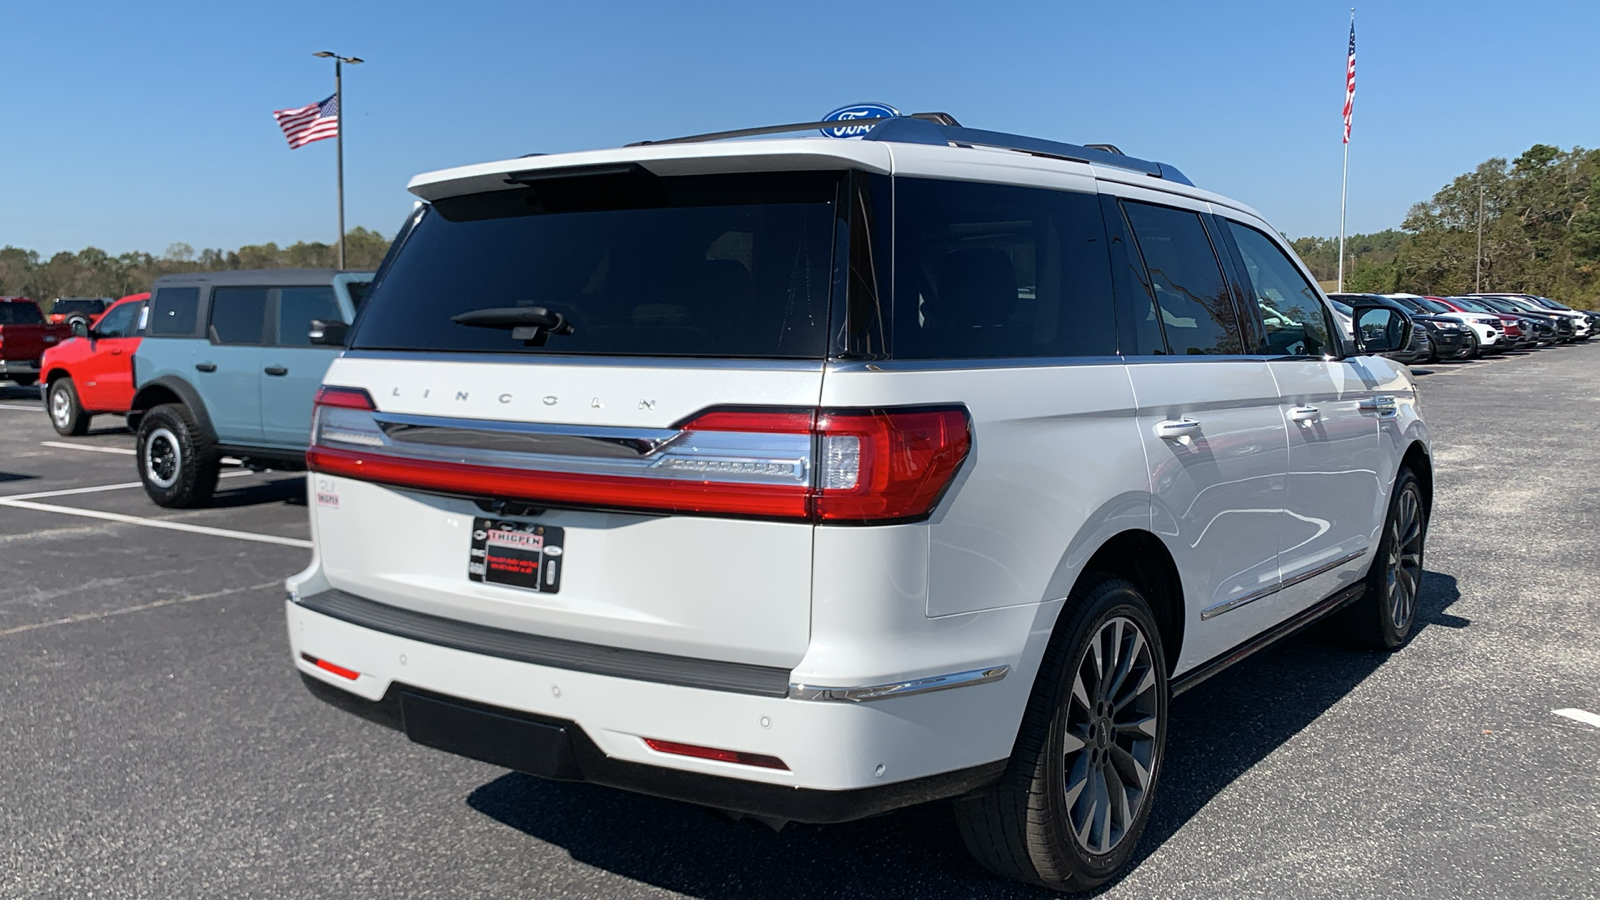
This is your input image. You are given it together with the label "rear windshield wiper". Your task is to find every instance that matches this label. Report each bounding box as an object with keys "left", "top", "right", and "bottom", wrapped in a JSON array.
[{"left": 450, "top": 306, "right": 575, "bottom": 346}]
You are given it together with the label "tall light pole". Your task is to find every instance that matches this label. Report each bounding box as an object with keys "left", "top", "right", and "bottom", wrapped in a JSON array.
[{"left": 313, "top": 51, "right": 363, "bottom": 269}]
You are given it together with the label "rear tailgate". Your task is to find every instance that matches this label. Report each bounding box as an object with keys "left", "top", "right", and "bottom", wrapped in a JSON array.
[
  {"left": 303, "top": 162, "right": 857, "bottom": 670},
  {"left": 312, "top": 356, "right": 822, "bottom": 667},
  {"left": 0, "top": 323, "right": 69, "bottom": 361}
]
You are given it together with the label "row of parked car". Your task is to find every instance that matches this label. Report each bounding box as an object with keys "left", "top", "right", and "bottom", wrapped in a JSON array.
[{"left": 1328, "top": 291, "right": 1596, "bottom": 363}]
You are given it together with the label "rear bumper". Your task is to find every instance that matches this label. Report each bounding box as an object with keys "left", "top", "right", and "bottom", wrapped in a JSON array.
[
  {"left": 285, "top": 592, "right": 1020, "bottom": 811},
  {"left": 297, "top": 671, "right": 1004, "bottom": 823},
  {"left": 0, "top": 359, "right": 40, "bottom": 375}
]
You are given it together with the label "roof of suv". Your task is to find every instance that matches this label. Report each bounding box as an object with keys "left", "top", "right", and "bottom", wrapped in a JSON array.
[
  {"left": 407, "top": 116, "right": 1263, "bottom": 222},
  {"left": 152, "top": 269, "right": 372, "bottom": 288}
]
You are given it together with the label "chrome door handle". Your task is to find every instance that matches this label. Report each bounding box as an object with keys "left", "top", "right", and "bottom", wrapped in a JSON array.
[
  {"left": 1155, "top": 418, "right": 1202, "bottom": 440},
  {"left": 1288, "top": 405, "right": 1321, "bottom": 424},
  {"left": 1358, "top": 395, "right": 1398, "bottom": 416}
]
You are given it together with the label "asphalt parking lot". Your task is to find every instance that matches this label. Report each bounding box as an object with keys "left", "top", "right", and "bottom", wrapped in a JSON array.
[{"left": 2, "top": 345, "right": 1597, "bottom": 900}]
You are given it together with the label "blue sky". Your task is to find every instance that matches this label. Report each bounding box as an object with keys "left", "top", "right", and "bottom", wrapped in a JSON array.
[{"left": 2, "top": 0, "right": 1594, "bottom": 257}]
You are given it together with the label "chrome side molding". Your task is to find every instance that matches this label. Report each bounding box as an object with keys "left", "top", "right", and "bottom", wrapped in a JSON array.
[
  {"left": 790, "top": 665, "right": 1010, "bottom": 702},
  {"left": 1200, "top": 548, "right": 1369, "bottom": 621}
]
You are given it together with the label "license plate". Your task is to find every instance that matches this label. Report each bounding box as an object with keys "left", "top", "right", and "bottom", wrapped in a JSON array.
[{"left": 467, "top": 518, "right": 564, "bottom": 593}]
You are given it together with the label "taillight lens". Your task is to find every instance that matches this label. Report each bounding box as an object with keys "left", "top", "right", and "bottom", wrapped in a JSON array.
[{"left": 306, "top": 391, "right": 970, "bottom": 525}]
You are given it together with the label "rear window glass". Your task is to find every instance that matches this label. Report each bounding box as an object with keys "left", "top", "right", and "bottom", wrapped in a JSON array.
[
  {"left": 149, "top": 287, "right": 200, "bottom": 336},
  {"left": 351, "top": 171, "right": 839, "bottom": 358},
  {"left": 890, "top": 179, "right": 1117, "bottom": 360},
  {"left": 51, "top": 299, "right": 107, "bottom": 315},
  {"left": 0, "top": 302, "right": 45, "bottom": 325}
]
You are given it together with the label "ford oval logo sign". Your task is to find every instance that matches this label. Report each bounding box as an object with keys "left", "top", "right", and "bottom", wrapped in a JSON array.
[{"left": 820, "top": 103, "right": 899, "bottom": 139}]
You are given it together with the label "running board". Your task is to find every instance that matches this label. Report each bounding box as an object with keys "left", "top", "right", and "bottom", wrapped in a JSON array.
[{"left": 1171, "top": 581, "right": 1368, "bottom": 697}]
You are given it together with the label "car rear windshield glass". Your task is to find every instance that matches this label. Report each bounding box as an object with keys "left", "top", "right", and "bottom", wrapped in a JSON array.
[
  {"left": 52, "top": 299, "right": 106, "bottom": 315},
  {"left": 351, "top": 171, "right": 839, "bottom": 358},
  {"left": 0, "top": 302, "right": 45, "bottom": 324}
]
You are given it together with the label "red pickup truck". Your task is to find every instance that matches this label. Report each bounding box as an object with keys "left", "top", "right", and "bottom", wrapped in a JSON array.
[{"left": 0, "top": 297, "right": 72, "bottom": 388}]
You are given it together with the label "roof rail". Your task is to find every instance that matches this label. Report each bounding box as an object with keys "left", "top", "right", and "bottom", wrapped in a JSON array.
[{"left": 626, "top": 115, "right": 1192, "bottom": 186}]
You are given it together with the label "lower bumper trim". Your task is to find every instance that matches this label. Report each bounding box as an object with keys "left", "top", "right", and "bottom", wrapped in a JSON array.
[{"left": 299, "top": 673, "right": 1006, "bottom": 823}]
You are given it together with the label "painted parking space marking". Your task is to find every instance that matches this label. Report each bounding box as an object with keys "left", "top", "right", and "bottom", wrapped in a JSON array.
[
  {"left": 1553, "top": 708, "right": 1600, "bottom": 729},
  {"left": 0, "top": 497, "right": 312, "bottom": 549},
  {"left": 0, "top": 403, "right": 42, "bottom": 411},
  {"left": 0, "top": 581, "right": 281, "bottom": 637},
  {"left": 0, "top": 470, "right": 255, "bottom": 502},
  {"left": 41, "top": 440, "right": 135, "bottom": 455}
]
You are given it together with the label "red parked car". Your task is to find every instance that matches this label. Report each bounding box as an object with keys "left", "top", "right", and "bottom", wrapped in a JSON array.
[
  {"left": 39, "top": 292, "right": 148, "bottom": 435},
  {"left": 0, "top": 297, "right": 73, "bottom": 388}
]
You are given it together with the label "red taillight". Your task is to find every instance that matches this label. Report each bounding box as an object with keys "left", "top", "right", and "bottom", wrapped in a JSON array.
[
  {"left": 307, "top": 394, "right": 970, "bottom": 525},
  {"left": 301, "top": 652, "right": 359, "bottom": 680},
  {"left": 643, "top": 738, "right": 789, "bottom": 770},
  {"left": 313, "top": 385, "right": 376, "bottom": 410}
]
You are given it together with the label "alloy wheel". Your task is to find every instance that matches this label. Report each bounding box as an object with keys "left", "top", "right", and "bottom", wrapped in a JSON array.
[
  {"left": 1063, "top": 616, "right": 1159, "bottom": 856},
  {"left": 145, "top": 427, "right": 182, "bottom": 489},
  {"left": 1386, "top": 486, "right": 1424, "bottom": 630},
  {"left": 50, "top": 387, "right": 71, "bottom": 427}
]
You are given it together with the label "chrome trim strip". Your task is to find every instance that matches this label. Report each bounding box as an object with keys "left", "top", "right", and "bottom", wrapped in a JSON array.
[
  {"left": 1199, "top": 548, "right": 1369, "bottom": 621},
  {"left": 826, "top": 356, "right": 1125, "bottom": 373},
  {"left": 789, "top": 665, "right": 1010, "bottom": 702}
]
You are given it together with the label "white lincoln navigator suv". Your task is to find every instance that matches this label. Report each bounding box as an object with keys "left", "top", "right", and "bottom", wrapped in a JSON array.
[{"left": 286, "top": 113, "right": 1431, "bottom": 892}]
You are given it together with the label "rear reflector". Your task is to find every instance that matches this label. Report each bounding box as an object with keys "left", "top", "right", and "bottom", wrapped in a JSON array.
[
  {"left": 307, "top": 391, "right": 970, "bottom": 524},
  {"left": 301, "top": 652, "right": 360, "bottom": 681},
  {"left": 643, "top": 738, "right": 789, "bottom": 770}
]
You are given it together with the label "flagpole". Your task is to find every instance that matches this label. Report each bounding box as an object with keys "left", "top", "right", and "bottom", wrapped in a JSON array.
[
  {"left": 335, "top": 57, "right": 345, "bottom": 270},
  {"left": 1337, "top": 8, "right": 1354, "bottom": 293},
  {"left": 1338, "top": 139, "right": 1349, "bottom": 292}
]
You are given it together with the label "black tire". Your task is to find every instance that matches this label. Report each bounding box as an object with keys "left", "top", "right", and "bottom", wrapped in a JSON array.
[
  {"left": 9, "top": 374, "right": 37, "bottom": 387},
  {"left": 1339, "top": 467, "right": 1427, "bottom": 650},
  {"left": 136, "top": 403, "right": 220, "bottom": 508},
  {"left": 1461, "top": 329, "right": 1480, "bottom": 359},
  {"left": 47, "top": 377, "right": 90, "bottom": 436},
  {"left": 955, "top": 574, "right": 1169, "bottom": 893}
]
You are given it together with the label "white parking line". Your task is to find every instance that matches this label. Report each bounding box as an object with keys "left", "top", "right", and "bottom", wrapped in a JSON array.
[
  {"left": 40, "top": 440, "right": 135, "bottom": 455},
  {"left": 1553, "top": 708, "right": 1600, "bottom": 729},
  {"left": 0, "top": 581, "right": 281, "bottom": 637},
  {"left": 0, "top": 497, "right": 312, "bottom": 548},
  {"left": 0, "top": 403, "right": 42, "bottom": 411},
  {"left": 0, "top": 470, "right": 255, "bottom": 502}
]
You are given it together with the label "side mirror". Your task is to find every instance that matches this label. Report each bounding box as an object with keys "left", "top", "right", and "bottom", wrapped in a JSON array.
[
  {"left": 308, "top": 319, "right": 350, "bottom": 347},
  {"left": 71, "top": 319, "right": 90, "bottom": 339},
  {"left": 1351, "top": 305, "right": 1411, "bottom": 355}
]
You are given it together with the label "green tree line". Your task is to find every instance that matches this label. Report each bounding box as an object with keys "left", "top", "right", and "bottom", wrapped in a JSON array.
[
  {"left": 0, "top": 228, "right": 390, "bottom": 303},
  {"left": 1292, "top": 143, "right": 1600, "bottom": 302}
]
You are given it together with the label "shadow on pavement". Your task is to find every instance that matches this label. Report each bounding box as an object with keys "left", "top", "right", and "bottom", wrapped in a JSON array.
[
  {"left": 0, "top": 384, "right": 41, "bottom": 401},
  {"left": 465, "top": 570, "right": 1464, "bottom": 899},
  {"left": 206, "top": 475, "right": 306, "bottom": 508}
]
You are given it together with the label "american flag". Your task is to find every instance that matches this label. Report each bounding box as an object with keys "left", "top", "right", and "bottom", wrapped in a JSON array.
[
  {"left": 1342, "top": 18, "right": 1357, "bottom": 144},
  {"left": 273, "top": 94, "right": 339, "bottom": 150}
]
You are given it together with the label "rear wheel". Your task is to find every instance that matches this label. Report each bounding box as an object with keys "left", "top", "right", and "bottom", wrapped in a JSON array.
[
  {"left": 48, "top": 377, "right": 90, "bottom": 436},
  {"left": 136, "top": 403, "right": 220, "bottom": 508},
  {"left": 955, "top": 574, "right": 1168, "bottom": 892},
  {"left": 1340, "top": 467, "right": 1426, "bottom": 650}
]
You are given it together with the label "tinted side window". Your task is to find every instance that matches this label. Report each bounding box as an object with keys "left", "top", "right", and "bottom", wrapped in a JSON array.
[
  {"left": 1226, "top": 222, "right": 1336, "bottom": 357},
  {"left": 0, "top": 303, "right": 44, "bottom": 324},
  {"left": 276, "top": 286, "right": 342, "bottom": 347},
  {"left": 149, "top": 287, "right": 200, "bottom": 337},
  {"left": 94, "top": 302, "right": 141, "bottom": 338},
  {"left": 891, "top": 179, "right": 1116, "bottom": 360},
  {"left": 209, "top": 287, "right": 268, "bottom": 345},
  {"left": 1122, "top": 202, "right": 1244, "bottom": 355}
]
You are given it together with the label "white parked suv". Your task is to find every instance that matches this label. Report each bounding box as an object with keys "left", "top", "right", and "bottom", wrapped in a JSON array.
[{"left": 286, "top": 114, "right": 1432, "bottom": 892}]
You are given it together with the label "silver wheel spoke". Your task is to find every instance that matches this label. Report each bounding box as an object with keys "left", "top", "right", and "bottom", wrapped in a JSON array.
[
  {"left": 1062, "top": 731, "right": 1086, "bottom": 754},
  {"left": 1115, "top": 714, "right": 1158, "bottom": 738},
  {"left": 1109, "top": 744, "right": 1151, "bottom": 791}
]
